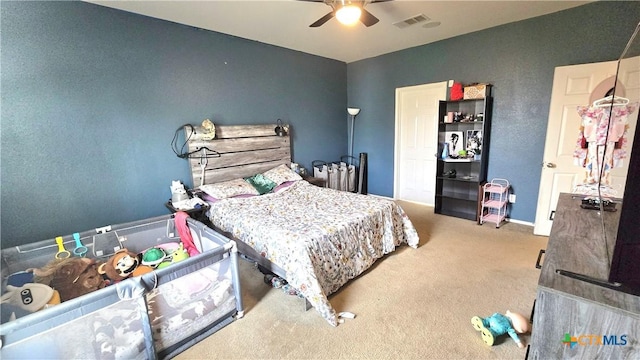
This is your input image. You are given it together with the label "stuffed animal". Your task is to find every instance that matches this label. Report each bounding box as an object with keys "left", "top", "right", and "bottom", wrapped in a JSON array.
[
  {"left": 31, "top": 258, "right": 106, "bottom": 302},
  {"left": 169, "top": 243, "right": 189, "bottom": 263},
  {"left": 142, "top": 247, "right": 167, "bottom": 267},
  {"left": 98, "top": 248, "right": 153, "bottom": 283},
  {"left": 471, "top": 310, "right": 530, "bottom": 348},
  {"left": 0, "top": 283, "right": 61, "bottom": 322},
  {"left": 156, "top": 243, "right": 190, "bottom": 269}
]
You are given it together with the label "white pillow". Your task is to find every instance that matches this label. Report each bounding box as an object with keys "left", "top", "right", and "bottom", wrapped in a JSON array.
[
  {"left": 263, "top": 164, "right": 303, "bottom": 186},
  {"left": 200, "top": 178, "right": 259, "bottom": 199}
]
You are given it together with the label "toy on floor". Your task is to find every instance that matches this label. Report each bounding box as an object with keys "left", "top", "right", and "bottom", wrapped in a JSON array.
[
  {"left": 98, "top": 248, "right": 153, "bottom": 283},
  {"left": 263, "top": 274, "right": 304, "bottom": 298},
  {"left": 31, "top": 257, "right": 106, "bottom": 302},
  {"left": 471, "top": 310, "right": 530, "bottom": 348}
]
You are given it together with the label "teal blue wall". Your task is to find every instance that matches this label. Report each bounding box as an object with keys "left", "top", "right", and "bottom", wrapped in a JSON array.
[
  {"left": 347, "top": 1, "right": 640, "bottom": 222},
  {"left": 2, "top": 1, "right": 639, "bottom": 247},
  {"left": 1, "top": 1, "right": 347, "bottom": 247}
]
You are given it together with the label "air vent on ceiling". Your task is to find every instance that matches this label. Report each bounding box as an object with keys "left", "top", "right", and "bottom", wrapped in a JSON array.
[{"left": 393, "top": 14, "right": 430, "bottom": 29}]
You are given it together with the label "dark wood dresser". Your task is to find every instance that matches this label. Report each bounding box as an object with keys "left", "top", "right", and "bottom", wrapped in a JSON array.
[{"left": 529, "top": 193, "right": 640, "bottom": 359}]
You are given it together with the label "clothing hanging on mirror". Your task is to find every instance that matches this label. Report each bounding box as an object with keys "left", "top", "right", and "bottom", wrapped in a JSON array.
[
  {"left": 573, "top": 101, "right": 638, "bottom": 185},
  {"left": 592, "top": 95, "right": 630, "bottom": 108}
]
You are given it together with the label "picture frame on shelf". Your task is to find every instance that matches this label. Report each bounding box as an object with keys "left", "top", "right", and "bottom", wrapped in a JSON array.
[
  {"left": 445, "top": 131, "right": 464, "bottom": 155},
  {"left": 466, "top": 130, "right": 482, "bottom": 155}
]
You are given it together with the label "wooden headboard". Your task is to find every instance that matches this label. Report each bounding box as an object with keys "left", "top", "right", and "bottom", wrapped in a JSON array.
[{"left": 185, "top": 124, "right": 291, "bottom": 186}]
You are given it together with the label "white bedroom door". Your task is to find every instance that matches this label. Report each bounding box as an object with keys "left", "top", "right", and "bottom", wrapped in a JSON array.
[
  {"left": 533, "top": 58, "right": 640, "bottom": 236},
  {"left": 394, "top": 82, "right": 448, "bottom": 205}
]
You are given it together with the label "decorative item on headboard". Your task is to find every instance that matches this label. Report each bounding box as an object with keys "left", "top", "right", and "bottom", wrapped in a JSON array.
[
  {"left": 274, "top": 119, "right": 288, "bottom": 136},
  {"left": 201, "top": 119, "right": 216, "bottom": 140}
]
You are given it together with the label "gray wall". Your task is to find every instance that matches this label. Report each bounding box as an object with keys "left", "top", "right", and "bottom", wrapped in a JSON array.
[
  {"left": 348, "top": 1, "right": 640, "bottom": 222},
  {"left": 2, "top": 1, "right": 638, "bottom": 248},
  {"left": 1, "top": 1, "right": 347, "bottom": 248}
]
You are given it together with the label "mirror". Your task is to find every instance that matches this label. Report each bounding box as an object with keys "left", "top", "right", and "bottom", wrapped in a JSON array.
[{"left": 607, "top": 21, "right": 640, "bottom": 294}]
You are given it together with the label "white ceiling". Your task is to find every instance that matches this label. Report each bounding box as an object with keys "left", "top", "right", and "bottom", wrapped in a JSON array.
[{"left": 87, "top": 0, "right": 591, "bottom": 63}]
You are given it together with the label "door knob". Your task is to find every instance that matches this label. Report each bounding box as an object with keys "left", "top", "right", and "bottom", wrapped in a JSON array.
[{"left": 545, "top": 162, "right": 556, "bottom": 168}]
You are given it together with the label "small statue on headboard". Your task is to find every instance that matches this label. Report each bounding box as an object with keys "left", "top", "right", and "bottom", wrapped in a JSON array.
[
  {"left": 201, "top": 119, "right": 216, "bottom": 140},
  {"left": 274, "top": 119, "right": 288, "bottom": 136}
]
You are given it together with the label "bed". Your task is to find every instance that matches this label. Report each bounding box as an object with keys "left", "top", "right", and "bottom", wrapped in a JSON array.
[{"left": 184, "top": 123, "right": 419, "bottom": 326}]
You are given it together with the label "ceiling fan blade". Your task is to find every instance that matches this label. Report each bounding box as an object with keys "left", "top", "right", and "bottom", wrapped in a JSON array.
[
  {"left": 310, "top": 11, "right": 335, "bottom": 27},
  {"left": 360, "top": 8, "right": 379, "bottom": 27}
]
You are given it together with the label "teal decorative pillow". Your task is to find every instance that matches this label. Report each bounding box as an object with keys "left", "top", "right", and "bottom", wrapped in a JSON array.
[{"left": 245, "top": 174, "right": 277, "bottom": 195}]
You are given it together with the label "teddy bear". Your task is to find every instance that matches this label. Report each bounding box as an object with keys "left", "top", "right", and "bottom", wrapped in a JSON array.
[
  {"left": 98, "top": 248, "right": 153, "bottom": 283},
  {"left": 31, "top": 257, "right": 106, "bottom": 302},
  {"left": 471, "top": 310, "right": 530, "bottom": 348}
]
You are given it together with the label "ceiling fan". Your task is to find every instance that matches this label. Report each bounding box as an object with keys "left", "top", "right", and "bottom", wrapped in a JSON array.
[{"left": 301, "top": 0, "right": 392, "bottom": 28}]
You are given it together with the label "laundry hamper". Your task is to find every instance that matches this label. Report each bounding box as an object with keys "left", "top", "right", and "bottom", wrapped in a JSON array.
[{"left": 312, "top": 159, "right": 357, "bottom": 192}]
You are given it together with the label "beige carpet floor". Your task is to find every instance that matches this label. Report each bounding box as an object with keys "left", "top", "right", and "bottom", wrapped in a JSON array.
[{"left": 177, "top": 201, "right": 548, "bottom": 360}]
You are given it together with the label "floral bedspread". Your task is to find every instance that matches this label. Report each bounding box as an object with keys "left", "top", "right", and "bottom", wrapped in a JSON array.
[{"left": 206, "top": 180, "right": 419, "bottom": 326}]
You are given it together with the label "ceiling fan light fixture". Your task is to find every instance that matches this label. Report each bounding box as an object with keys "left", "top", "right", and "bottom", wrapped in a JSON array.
[{"left": 336, "top": 5, "right": 361, "bottom": 26}]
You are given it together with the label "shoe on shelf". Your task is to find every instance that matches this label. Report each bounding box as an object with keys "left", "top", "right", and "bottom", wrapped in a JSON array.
[{"left": 443, "top": 169, "right": 457, "bottom": 178}]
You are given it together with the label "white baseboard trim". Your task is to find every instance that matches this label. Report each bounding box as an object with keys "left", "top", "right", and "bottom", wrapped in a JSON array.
[
  {"left": 371, "top": 195, "right": 435, "bottom": 207},
  {"left": 367, "top": 193, "right": 394, "bottom": 201},
  {"left": 506, "top": 218, "right": 535, "bottom": 227},
  {"left": 382, "top": 195, "right": 536, "bottom": 227}
]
